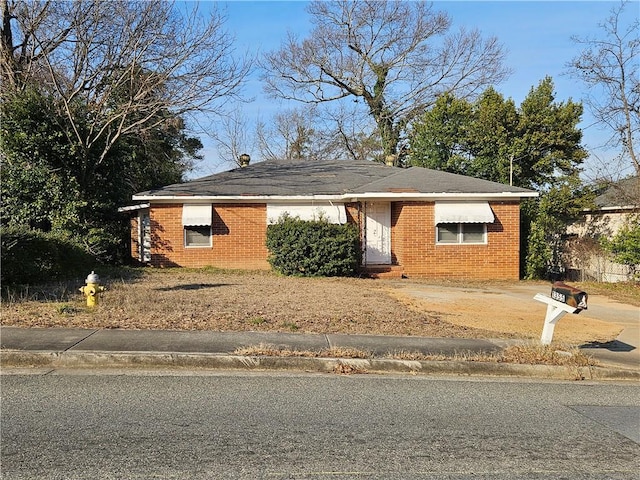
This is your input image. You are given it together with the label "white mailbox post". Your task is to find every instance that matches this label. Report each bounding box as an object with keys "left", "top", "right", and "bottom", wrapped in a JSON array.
[{"left": 533, "top": 293, "right": 581, "bottom": 345}]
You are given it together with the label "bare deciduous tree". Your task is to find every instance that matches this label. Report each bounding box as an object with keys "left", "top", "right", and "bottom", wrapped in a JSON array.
[
  {"left": 1, "top": 0, "right": 250, "bottom": 166},
  {"left": 256, "top": 106, "right": 334, "bottom": 162},
  {"left": 255, "top": 104, "right": 381, "bottom": 163},
  {"left": 568, "top": 0, "right": 639, "bottom": 176},
  {"left": 213, "top": 109, "right": 256, "bottom": 168},
  {"left": 1, "top": 0, "right": 88, "bottom": 90},
  {"left": 261, "top": 0, "right": 510, "bottom": 163},
  {"left": 323, "top": 103, "right": 383, "bottom": 162}
]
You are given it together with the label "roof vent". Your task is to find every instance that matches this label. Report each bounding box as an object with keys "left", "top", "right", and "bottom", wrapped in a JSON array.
[{"left": 239, "top": 153, "right": 251, "bottom": 168}]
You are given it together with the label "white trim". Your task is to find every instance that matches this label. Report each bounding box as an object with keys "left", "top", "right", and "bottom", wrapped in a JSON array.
[
  {"left": 133, "top": 192, "right": 538, "bottom": 203},
  {"left": 364, "top": 202, "right": 392, "bottom": 265},
  {"left": 136, "top": 211, "right": 142, "bottom": 262},
  {"left": 118, "top": 203, "right": 150, "bottom": 212},
  {"left": 184, "top": 225, "right": 212, "bottom": 248},
  {"left": 583, "top": 205, "right": 638, "bottom": 212},
  {"left": 139, "top": 211, "right": 152, "bottom": 263},
  {"left": 134, "top": 194, "right": 346, "bottom": 202},
  {"left": 436, "top": 223, "right": 488, "bottom": 245},
  {"left": 347, "top": 192, "right": 538, "bottom": 200}
]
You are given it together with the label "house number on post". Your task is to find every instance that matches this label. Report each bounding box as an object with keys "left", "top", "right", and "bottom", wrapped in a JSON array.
[{"left": 533, "top": 282, "right": 588, "bottom": 345}]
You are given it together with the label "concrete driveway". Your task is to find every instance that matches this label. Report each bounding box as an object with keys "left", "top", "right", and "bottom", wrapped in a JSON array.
[{"left": 385, "top": 279, "right": 639, "bottom": 370}]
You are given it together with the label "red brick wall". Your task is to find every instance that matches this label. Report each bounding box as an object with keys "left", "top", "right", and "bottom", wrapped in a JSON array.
[
  {"left": 345, "top": 203, "right": 360, "bottom": 225},
  {"left": 149, "top": 203, "right": 269, "bottom": 269},
  {"left": 129, "top": 214, "right": 140, "bottom": 262},
  {"left": 142, "top": 200, "right": 521, "bottom": 278},
  {"left": 391, "top": 201, "right": 521, "bottom": 280}
]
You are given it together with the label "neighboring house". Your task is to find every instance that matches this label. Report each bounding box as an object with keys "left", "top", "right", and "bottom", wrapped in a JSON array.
[
  {"left": 120, "top": 159, "right": 537, "bottom": 279},
  {"left": 566, "top": 176, "right": 639, "bottom": 282}
]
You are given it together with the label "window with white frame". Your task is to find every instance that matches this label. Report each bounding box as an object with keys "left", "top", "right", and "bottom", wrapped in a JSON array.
[
  {"left": 184, "top": 226, "right": 212, "bottom": 247},
  {"left": 182, "top": 204, "right": 212, "bottom": 247},
  {"left": 434, "top": 202, "right": 493, "bottom": 245},
  {"left": 436, "top": 223, "right": 487, "bottom": 244}
]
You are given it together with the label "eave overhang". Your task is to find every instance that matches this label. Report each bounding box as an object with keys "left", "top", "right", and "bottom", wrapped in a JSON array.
[
  {"left": 117, "top": 202, "right": 150, "bottom": 212},
  {"left": 131, "top": 191, "right": 538, "bottom": 204},
  {"left": 582, "top": 205, "right": 638, "bottom": 213}
]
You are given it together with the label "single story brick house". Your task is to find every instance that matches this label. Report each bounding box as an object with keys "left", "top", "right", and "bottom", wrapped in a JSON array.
[{"left": 120, "top": 159, "right": 537, "bottom": 279}]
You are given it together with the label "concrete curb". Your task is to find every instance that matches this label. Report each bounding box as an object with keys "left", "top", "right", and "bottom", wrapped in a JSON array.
[{"left": 2, "top": 350, "right": 638, "bottom": 381}]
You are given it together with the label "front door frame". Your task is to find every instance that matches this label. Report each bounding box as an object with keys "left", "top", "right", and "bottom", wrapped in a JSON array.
[
  {"left": 139, "top": 210, "right": 151, "bottom": 263},
  {"left": 364, "top": 201, "right": 391, "bottom": 265}
]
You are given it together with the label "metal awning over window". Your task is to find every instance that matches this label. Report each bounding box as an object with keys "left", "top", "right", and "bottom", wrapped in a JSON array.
[
  {"left": 182, "top": 204, "right": 212, "bottom": 226},
  {"left": 434, "top": 202, "right": 494, "bottom": 224},
  {"left": 267, "top": 204, "right": 347, "bottom": 225}
]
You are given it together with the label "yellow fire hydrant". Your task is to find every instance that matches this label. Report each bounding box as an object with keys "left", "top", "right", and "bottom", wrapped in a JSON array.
[{"left": 79, "top": 271, "right": 105, "bottom": 307}]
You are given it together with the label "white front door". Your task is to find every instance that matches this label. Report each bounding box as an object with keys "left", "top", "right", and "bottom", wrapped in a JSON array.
[{"left": 365, "top": 202, "right": 391, "bottom": 264}]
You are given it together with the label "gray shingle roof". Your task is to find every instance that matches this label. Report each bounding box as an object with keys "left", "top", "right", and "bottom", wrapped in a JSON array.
[
  {"left": 594, "top": 176, "right": 639, "bottom": 208},
  {"left": 134, "top": 159, "right": 535, "bottom": 198},
  {"left": 350, "top": 165, "right": 532, "bottom": 194}
]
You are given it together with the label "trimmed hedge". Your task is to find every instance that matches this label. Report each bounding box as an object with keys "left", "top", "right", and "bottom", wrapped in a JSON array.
[
  {"left": 266, "top": 215, "right": 361, "bottom": 277},
  {"left": 1, "top": 226, "right": 95, "bottom": 286}
]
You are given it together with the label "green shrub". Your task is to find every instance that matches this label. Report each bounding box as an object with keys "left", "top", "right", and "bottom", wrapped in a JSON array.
[
  {"left": 1, "top": 226, "right": 95, "bottom": 286},
  {"left": 266, "top": 215, "right": 361, "bottom": 277},
  {"left": 601, "top": 220, "right": 640, "bottom": 279}
]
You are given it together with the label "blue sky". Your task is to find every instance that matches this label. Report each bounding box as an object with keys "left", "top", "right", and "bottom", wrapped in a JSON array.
[{"left": 191, "top": 1, "right": 637, "bottom": 181}]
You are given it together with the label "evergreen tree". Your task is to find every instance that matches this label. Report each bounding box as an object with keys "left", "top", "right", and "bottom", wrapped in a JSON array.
[
  {"left": 409, "top": 77, "right": 589, "bottom": 278},
  {"left": 466, "top": 88, "right": 518, "bottom": 184},
  {"left": 1, "top": 86, "right": 202, "bottom": 262},
  {"left": 409, "top": 93, "right": 472, "bottom": 173},
  {"left": 0, "top": 88, "right": 85, "bottom": 233}
]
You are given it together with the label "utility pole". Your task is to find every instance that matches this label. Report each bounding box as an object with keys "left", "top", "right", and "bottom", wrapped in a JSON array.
[{"left": 510, "top": 154, "right": 514, "bottom": 186}]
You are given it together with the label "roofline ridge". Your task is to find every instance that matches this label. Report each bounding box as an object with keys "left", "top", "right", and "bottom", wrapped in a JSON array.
[{"left": 352, "top": 165, "right": 409, "bottom": 192}]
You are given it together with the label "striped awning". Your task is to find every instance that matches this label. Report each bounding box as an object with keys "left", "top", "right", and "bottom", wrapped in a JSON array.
[
  {"left": 434, "top": 202, "right": 494, "bottom": 224},
  {"left": 266, "top": 204, "right": 347, "bottom": 225}
]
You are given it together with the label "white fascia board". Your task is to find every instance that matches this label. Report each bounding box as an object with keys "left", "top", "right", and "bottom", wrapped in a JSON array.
[
  {"left": 131, "top": 194, "right": 347, "bottom": 203},
  {"left": 345, "top": 192, "right": 539, "bottom": 201},
  {"left": 117, "top": 202, "right": 150, "bottom": 212},
  {"left": 582, "top": 205, "right": 638, "bottom": 212},
  {"left": 132, "top": 191, "right": 538, "bottom": 203}
]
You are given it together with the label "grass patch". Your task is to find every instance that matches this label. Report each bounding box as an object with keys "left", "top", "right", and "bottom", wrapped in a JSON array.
[
  {"left": 234, "top": 344, "right": 372, "bottom": 359},
  {"left": 56, "top": 304, "right": 80, "bottom": 315},
  {"left": 281, "top": 321, "right": 299, "bottom": 331},
  {"left": 249, "top": 316, "right": 267, "bottom": 326},
  {"left": 1, "top": 266, "right": 143, "bottom": 303},
  {"left": 499, "top": 344, "right": 596, "bottom": 367},
  {"left": 570, "top": 281, "right": 640, "bottom": 307},
  {"left": 234, "top": 343, "right": 597, "bottom": 367},
  {"left": 3, "top": 282, "right": 77, "bottom": 303},
  {"left": 384, "top": 345, "right": 597, "bottom": 367}
]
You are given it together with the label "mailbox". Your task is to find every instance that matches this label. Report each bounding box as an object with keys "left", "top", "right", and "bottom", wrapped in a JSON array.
[{"left": 550, "top": 281, "right": 587, "bottom": 312}]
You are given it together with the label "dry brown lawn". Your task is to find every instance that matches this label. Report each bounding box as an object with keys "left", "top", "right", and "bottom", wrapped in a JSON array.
[
  {"left": 1, "top": 269, "right": 491, "bottom": 338},
  {"left": 1, "top": 268, "right": 632, "bottom": 345}
]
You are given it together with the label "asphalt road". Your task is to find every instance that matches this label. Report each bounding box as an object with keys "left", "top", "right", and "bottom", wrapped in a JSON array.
[{"left": 1, "top": 371, "right": 639, "bottom": 479}]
